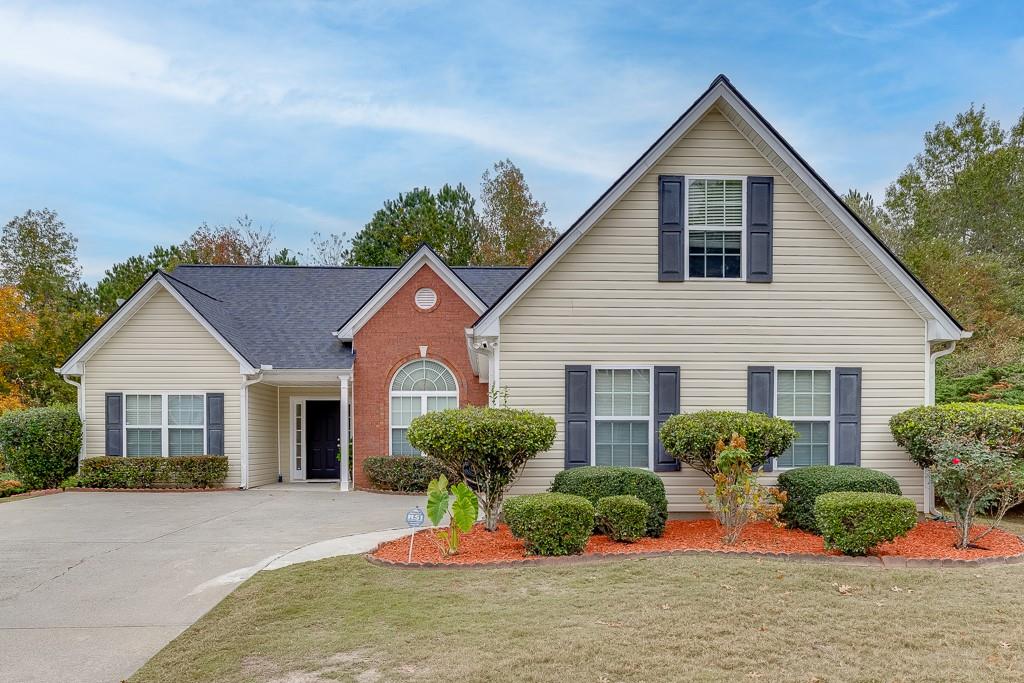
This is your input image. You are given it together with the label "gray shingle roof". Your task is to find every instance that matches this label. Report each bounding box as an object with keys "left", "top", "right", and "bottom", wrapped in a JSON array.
[{"left": 164, "top": 265, "right": 524, "bottom": 369}]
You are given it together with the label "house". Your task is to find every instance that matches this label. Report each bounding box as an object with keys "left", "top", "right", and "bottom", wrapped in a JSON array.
[{"left": 58, "top": 75, "right": 968, "bottom": 511}]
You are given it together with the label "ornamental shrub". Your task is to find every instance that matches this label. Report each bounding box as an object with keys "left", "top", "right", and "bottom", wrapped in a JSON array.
[
  {"left": 777, "top": 466, "right": 901, "bottom": 533},
  {"left": 78, "top": 456, "right": 229, "bottom": 488},
  {"left": 426, "top": 474, "right": 479, "bottom": 556},
  {"left": 362, "top": 455, "right": 455, "bottom": 492},
  {"left": 889, "top": 403, "right": 1024, "bottom": 468},
  {"left": 698, "top": 435, "right": 785, "bottom": 544},
  {"left": 814, "top": 491, "right": 918, "bottom": 556},
  {"left": 659, "top": 410, "right": 799, "bottom": 477},
  {"left": 503, "top": 492, "right": 595, "bottom": 556},
  {"left": 0, "top": 478, "right": 28, "bottom": 497},
  {"left": 407, "top": 407, "right": 556, "bottom": 531},
  {"left": 930, "top": 439, "right": 1024, "bottom": 549},
  {"left": 595, "top": 495, "right": 650, "bottom": 542},
  {"left": 550, "top": 466, "right": 668, "bottom": 537},
  {"left": 0, "top": 405, "right": 81, "bottom": 489}
]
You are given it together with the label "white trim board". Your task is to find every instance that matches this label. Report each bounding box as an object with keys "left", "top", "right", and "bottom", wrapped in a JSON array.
[
  {"left": 335, "top": 245, "right": 487, "bottom": 340},
  {"left": 472, "top": 75, "right": 967, "bottom": 343}
]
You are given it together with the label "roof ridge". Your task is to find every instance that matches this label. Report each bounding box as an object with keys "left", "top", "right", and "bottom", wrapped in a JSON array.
[{"left": 161, "top": 270, "right": 224, "bottom": 302}]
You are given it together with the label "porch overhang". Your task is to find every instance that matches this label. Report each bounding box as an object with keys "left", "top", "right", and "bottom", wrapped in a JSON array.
[{"left": 257, "top": 368, "right": 353, "bottom": 386}]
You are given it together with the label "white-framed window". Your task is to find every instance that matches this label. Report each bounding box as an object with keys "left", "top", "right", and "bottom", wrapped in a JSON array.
[
  {"left": 774, "top": 368, "right": 833, "bottom": 469},
  {"left": 685, "top": 176, "right": 745, "bottom": 280},
  {"left": 592, "top": 367, "right": 653, "bottom": 469},
  {"left": 389, "top": 359, "right": 459, "bottom": 455},
  {"left": 125, "top": 392, "right": 206, "bottom": 457}
]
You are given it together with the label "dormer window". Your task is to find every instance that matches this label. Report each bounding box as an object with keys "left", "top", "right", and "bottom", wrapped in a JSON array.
[{"left": 686, "top": 177, "right": 745, "bottom": 279}]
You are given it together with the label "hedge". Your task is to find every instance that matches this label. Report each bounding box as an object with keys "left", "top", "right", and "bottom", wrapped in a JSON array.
[
  {"left": 595, "top": 495, "right": 650, "bottom": 542},
  {"left": 503, "top": 492, "right": 595, "bottom": 556},
  {"left": 0, "top": 405, "right": 81, "bottom": 489},
  {"left": 777, "top": 465, "right": 901, "bottom": 533},
  {"left": 550, "top": 466, "right": 668, "bottom": 537},
  {"left": 362, "top": 455, "right": 454, "bottom": 492},
  {"left": 78, "top": 456, "right": 229, "bottom": 489},
  {"left": 814, "top": 491, "right": 918, "bottom": 556},
  {"left": 659, "top": 410, "right": 799, "bottom": 477},
  {"left": 889, "top": 403, "right": 1024, "bottom": 468}
]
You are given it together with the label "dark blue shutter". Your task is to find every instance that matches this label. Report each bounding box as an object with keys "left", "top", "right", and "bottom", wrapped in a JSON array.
[
  {"left": 653, "top": 366, "right": 681, "bottom": 472},
  {"left": 105, "top": 392, "right": 123, "bottom": 456},
  {"left": 659, "top": 175, "right": 685, "bottom": 282},
  {"left": 834, "top": 368, "right": 862, "bottom": 466},
  {"left": 564, "top": 366, "right": 591, "bottom": 469},
  {"left": 206, "top": 393, "right": 225, "bottom": 456},
  {"left": 746, "top": 367, "right": 774, "bottom": 472},
  {"left": 747, "top": 176, "right": 774, "bottom": 283}
]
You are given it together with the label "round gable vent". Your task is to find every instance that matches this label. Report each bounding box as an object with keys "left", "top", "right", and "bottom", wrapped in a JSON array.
[{"left": 414, "top": 287, "right": 437, "bottom": 310}]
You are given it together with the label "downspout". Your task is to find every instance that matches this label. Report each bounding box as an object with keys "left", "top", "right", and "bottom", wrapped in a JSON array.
[
  {"left": 923, "top": 340, "right": 958, "bottom": 514},
  {"left": 61, "top": 373, "right": 86, "bottom": 467},
  {"left": 239, "top": 372, "right": 263, "bottom": 490}
]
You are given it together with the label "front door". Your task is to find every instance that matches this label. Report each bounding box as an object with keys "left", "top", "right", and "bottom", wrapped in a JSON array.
[{"left": 306, "top": 400, "right": 341, "bottom": 479}]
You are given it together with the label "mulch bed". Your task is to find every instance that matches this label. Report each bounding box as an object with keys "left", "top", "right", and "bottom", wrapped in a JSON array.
[{"left": 369, "top": 519, "right": 1024, "bottom": 567}]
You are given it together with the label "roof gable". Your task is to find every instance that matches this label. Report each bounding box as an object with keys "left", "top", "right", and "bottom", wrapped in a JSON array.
[{"left": 473, "top": 75, "right": 966, "bottom": 342}]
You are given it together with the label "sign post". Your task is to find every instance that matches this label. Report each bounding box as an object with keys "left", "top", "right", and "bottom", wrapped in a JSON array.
[{"left": 405, "top": 506, "right": 425, "bottom": 562}]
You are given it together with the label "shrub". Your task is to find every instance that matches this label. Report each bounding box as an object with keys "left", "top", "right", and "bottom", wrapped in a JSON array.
[
  {"left": 777, "top": 465, "right": 901, "bottom": 533},
  {"left": 425, "top": 474, "right": 479, "bottom": 556},
  {"left": 0, "top": 478, "right": 28, "bottom": 497},
  {"left": 890, "top": 403, "right": 1024, "bottom": 468},
  {"left": 363, "top": 455, "right": 454, "bottom": 492},
  {"left": 503, "top": 492, "right": 594, "bottom": 556},
  {"left": 408, "top": 407, "right": 556, "bottom": 531},
  {"left": 931, "top": 439, "right": 1024, "bottom": 549},
  {"left": 814, "top": 491, "right": 918, "bottom": 556},
  {"left": 595, "top": 495, "right": 650, "bottom": 542},
  {"left": 659, "top": 410, "right": 799, "bottom": 477},
  {"left": 550, "top": 466, "right": 668, "bottom": 537},
  {"left": 0, "top": 405, "right": 81, "bottom": 489},
  {"left": 698, "top": 435, "right": 785, "bottom": 544},
  {"left": 78, "top": 456, "right": 229, "bottom": 489}
]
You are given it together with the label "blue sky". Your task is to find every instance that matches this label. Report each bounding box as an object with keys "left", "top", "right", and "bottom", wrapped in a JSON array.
[{"left": 1, "top": 1, "right": 1022, "bottom": 281}]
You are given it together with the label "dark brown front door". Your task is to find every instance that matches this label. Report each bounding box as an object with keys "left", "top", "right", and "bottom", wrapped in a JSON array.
[{"left": 306, "top": 400, "right": 340, "bottom": 479}]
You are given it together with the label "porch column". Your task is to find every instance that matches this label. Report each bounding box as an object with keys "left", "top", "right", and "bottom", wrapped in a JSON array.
[{"left": 339, "top": 375, "right": 351, "bottom": 492}]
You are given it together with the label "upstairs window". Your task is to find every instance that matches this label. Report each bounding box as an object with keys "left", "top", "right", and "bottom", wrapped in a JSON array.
[{"left": 686, "top": 177, "right": 744, "bottom": 279}]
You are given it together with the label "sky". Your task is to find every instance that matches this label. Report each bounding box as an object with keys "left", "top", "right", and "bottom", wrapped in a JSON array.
[{"left": 1, "top": 1, "right": 1023, "bottom": 282}]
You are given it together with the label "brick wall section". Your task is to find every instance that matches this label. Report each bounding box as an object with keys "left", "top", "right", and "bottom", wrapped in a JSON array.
[{"left": 352, "top": 265, "right": 488, "bottom": 488}]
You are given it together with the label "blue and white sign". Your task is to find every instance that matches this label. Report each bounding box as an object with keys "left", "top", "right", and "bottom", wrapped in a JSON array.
[{"left": 406, "top": 506, "right": 425, "bottom": 528}]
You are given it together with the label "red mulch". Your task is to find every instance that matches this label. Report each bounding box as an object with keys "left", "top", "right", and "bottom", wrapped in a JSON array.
[{"left": 369, "top": 519, "right": 1024, "bottom": 566}]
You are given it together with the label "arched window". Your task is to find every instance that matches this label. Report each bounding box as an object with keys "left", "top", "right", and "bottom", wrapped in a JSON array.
[{"left": 389, "top": 359, "right": 458, "bottom": 455}]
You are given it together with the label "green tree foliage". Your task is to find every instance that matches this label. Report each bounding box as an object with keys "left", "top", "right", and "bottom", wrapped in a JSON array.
[
  {"left": 477, "top": 159, "right": 558, "bottom": 265},
  {"left": 95, "top": 245, "right": 184, "bottom": 315}
]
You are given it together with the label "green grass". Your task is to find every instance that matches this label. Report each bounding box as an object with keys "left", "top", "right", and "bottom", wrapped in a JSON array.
[{"left": 131, "top": 551, "right": 1024, "bottom": 683}]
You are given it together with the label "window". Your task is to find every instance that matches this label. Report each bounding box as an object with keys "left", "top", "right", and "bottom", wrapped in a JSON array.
[
  {"left": 390, "top": 360, "right": 458, "bottom": 455},
  {"left": 593, "top": 368, "right": 652, "bottom": 468},
  {"left": 686, "top": 177, "right": 744, "bottom": 279},
  {"left": 125, "top": 393, "right": 206, "bottom": 457},
  {"left": 775, "top": 369, "right": 832, "bottom": 468}
]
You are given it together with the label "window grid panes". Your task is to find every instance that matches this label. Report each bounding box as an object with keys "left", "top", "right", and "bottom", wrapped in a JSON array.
[
  {"left": 688, "top": 179, "right": 743, "bottom": 227},
  {"left": 125, "top": 393, "right": 205, "bottom": 457},
  {"left": 390, "top": 360, "right": 458, "bottom": 456},
  {"left": 595, "top": 421, "right": 649, "bottom": 468},
  {"left": 776, "top": 370, "right": 832, "bottom": 469},
  {"left": 689, "top": 230, "right": 741, "bottom": 279},
  {"left": 295, "top": 403, "right": 302, "bottom": 472},
  {"left": 686, "top": 178, "right": 743, "bottom": 280},
  {"left": 169, "top": 428, "right": 204, "bottom": 456},
  {"left": 126, "top": 394, "right": 162, "bottom": 456},
  {"left": 595, "top": 369, "right": 650, "bottom": 417},
  {"left": 391, "top": 360, "right": 456, "bottom": 392},
  {"left": 593, "top": 368, "right": 651, "bottom": 469}
]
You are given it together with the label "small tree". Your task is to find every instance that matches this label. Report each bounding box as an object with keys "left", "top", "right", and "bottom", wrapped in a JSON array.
[
  {"left": 407, "top": 407, "right": 556, "bottom": 531},
  {"left": 659, "top": 410, "right": 798, "bottom": 478},
  {"left": 890, "top": 403, "right": 1024, "bottom": 467},
  {"left": 698, "top": 434, "right": 785, "bottom": 544}
]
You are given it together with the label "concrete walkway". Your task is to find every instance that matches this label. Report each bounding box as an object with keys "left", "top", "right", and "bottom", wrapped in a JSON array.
[{"left": 0, "top": 488, "right": 423, "bottom": 683}]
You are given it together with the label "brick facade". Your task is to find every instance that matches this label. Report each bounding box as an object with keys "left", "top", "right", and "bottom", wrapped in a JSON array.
[{"left": 352, "top": 264, "right": 488, "bottom": 488}]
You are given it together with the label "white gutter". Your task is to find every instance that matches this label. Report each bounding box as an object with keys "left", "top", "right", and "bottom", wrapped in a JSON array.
[
  {"left": 60, "top": 371, "right": 86, "bottom": 466},
  {"left": 239, "top": 372, "right": 263, "bottom": 490}
]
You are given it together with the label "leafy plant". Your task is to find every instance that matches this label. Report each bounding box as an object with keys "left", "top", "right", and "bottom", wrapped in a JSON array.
[
  {"left": 814, "top": 491, "right": 918, "bottom": 556},
  {"left": 362, "top": 455, "right": 455, "bottom": 492},
  {"left": 595, "top": 495, "right": 650, "bottom": 543},
  {"left": 776, "top": 465, "right": 902, "bottom": 533},
  {"left": 78, "top": 456, "right": 229, "bottom": 488},
  {"left": 503, "top": 493, "right": 595, "bottom": 556},
  {"left": 408, "top": 407, "right": 556, "bottom": 531},
  {"left": 930, "top": 439, "right": 1024, "bottom": 549},
  {"left": 0, "top": 405, "right": 81, "bottom": 489},
  {"left": 550, "top": 466, "right": 668, "bottom": 537},
  {"left": 890, "top": 403, "right": 1024, "bottom": 468},
  {"left": 659, "top": 411, "right": 799, "bottom": 477},
  {"left": 426, "top": 475, "right": 479, "bottom": 556},
  {"left": 698, "top": 434, "right": 785, "bottom": 544},
  {"left": 0, "top": 477, "right": 27, "bottom": 497}
]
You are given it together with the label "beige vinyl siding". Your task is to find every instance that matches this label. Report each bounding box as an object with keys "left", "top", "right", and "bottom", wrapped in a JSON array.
[
  {"left": 499, "top": 107, "right": 928, "bottom": 511},
  {"left": 277, "top": 387, "right": 341, "bottom": 482},
  {"left": 247, "top": 382, "right": 278, "bottom": 487},
  {"left": 83, "top": 288, "right": 243, "bottom": 487}
]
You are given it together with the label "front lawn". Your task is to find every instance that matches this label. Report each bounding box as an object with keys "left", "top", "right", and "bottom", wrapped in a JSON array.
[{"left": 131, "top": 553, "right": 1024, "bottom": 682}]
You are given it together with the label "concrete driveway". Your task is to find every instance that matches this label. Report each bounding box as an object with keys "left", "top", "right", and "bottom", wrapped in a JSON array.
[{"left": 0, "top": 487, "right": 422, "bottom": 683}]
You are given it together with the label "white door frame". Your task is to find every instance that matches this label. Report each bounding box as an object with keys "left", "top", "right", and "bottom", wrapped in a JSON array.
[{"left": 289, "top": 395, "right": 342, "bottom": 482}]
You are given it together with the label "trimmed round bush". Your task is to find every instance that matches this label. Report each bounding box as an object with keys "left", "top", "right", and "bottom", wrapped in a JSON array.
[
  {"left": 595, "top": 495, "right": 650, "bottom": 542},
  {"left": 814, "top": 491, "right": 918, "bottom": 556},
  {"left": 0, "top": 405, "right": 81, "bottom": 489},
  {"left": 78, "top": 456, "right": 229, "bottom": 489},
  {"left": 659, "top": 410, "right": 799, "bottom": 477},
  {"left": 502, "top": 492, "right": 595, "bottom": 556},
  {"left": 362, "top": 455, "right": 454, "bottom": 492},
  {"left": 890, "top": 403, "right": 1024, "bottom": 468},
  {"left": 777, "top": 466, "right": 901, "bottom": 533},
  {"left": 550, "top": 466, "right": 668, "bottom": 537}
]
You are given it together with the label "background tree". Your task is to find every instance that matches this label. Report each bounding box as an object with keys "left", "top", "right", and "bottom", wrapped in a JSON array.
[
  {"left": 305, "top": 231, "right": 351, "bottom": 266},
  {"left": 0, "top": 286, "right": 35, "bottom": 412},
  {"left": 477, "top": 159, "right": 557, "bottom": 265}
]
